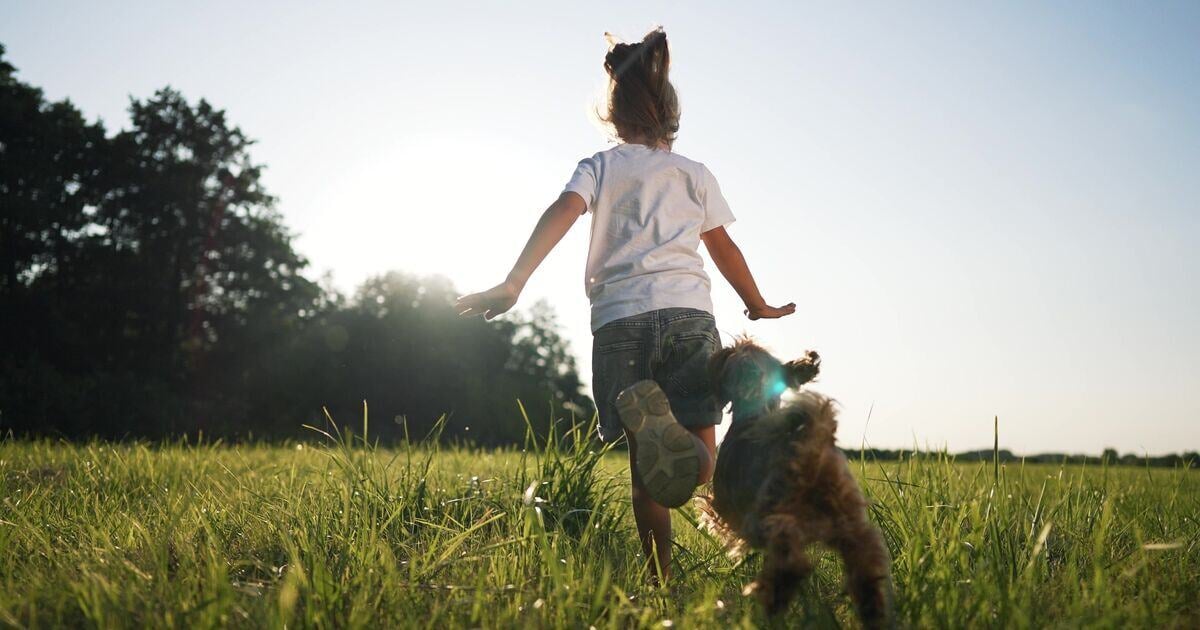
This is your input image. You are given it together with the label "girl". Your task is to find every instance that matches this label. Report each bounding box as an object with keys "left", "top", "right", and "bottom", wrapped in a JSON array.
[{"left": 455, "top": 27, "right": 794, "bottom": 582}]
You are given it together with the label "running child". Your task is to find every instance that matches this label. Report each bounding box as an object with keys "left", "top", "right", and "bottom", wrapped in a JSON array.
[{"left": 455, "top": 27, "right": 794, "bottom": 582}]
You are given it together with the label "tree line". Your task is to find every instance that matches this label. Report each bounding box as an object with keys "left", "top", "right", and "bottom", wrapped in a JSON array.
[
  {"left": 0, "top": 44, "right": 593, "bottom": 443},
  {"left": 855, "top": 448, "right": 1197, "bottom": 469}
]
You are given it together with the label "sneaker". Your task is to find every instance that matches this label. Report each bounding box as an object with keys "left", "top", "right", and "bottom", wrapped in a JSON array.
[{"left": 616, "top": 380, "right": 701, "bottom": 508}]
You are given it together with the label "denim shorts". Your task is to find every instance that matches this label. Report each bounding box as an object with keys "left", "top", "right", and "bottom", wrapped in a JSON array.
[{"left": 591, "top": 307, "right": 723, "bottom": 443}]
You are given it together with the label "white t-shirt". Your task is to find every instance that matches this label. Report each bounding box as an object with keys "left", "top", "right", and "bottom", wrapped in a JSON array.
[{"left": 562, "top": 143, "right": 736, "bottom": 332}]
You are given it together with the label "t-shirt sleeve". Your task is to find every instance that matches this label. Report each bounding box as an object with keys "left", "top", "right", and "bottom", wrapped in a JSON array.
[
  {"left": 699, "top": 164, "right": 736, "bottom": 232},
  {"left": 561, "top": 156, "right": 598, "bottom": 213}
]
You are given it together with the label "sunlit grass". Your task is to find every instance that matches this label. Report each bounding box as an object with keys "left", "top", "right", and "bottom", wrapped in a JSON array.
[{"left": 1, "top": 409, "right": 1196, "bottom": 628}]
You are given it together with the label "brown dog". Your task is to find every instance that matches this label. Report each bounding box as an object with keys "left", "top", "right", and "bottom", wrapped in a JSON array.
[{"left": 697, "top": 338, "right": 894, "bottom": 628}]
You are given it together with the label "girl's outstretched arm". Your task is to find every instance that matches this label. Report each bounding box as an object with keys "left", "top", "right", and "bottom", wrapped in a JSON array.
[
  {"left": 455, "top": 192, "right": 586, "bottom": 319},
  {"left": 701, "top": 226, "right": 796, "bottom": 320}
]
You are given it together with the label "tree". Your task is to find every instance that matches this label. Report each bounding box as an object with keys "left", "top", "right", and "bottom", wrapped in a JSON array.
[
  {"left": 310, "top": 272, "right": 593, "bottom": 445},
  {"left": 83, "top": 87, "right": 329, "bottom": 434},
  {"left": 0, "top": 44, "right": 108, "bottom": 432},
  {"left": 507, "top": 299, "right": 592, "bottom": 422},
  {"left": 0, "top": 44, "right": 106, "bottom": 295},
  {"left": 1, "top": 47, "right": 591, "bottom": 443},
  {"left": 0, "top": 74, "right": 327, "bottom": 436}
]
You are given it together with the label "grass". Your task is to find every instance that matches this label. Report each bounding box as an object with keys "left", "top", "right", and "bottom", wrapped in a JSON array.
[{"left": 1, "top": 410, "right": 1197, "bottom": 629}]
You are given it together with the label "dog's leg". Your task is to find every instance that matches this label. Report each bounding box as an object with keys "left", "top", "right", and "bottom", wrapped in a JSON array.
[
  {"left": 749, "top": 514, "right": 813, "bottom": 617},
  {"left": 694, "top": 494, "right": 747, "bottom": 557},
  {"left": 833, "top": 519, "right": 895, "bottom": 630}
]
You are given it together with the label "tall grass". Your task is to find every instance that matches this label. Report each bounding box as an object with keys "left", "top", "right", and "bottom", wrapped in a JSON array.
[{"left": 0, "top": 409, "right": 1196, "bottom": 628}]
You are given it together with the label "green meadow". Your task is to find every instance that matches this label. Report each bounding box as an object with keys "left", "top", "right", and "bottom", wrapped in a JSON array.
[{"left": 1, "top": 415, "right": 1197, "bottom": 629}]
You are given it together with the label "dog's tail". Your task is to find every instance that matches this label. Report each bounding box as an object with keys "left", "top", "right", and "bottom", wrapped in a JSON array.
[
  {"left": 784, "top": 350, "right": 821, "bottom": 389},
  {"left": 782, "top": 391, "right": 839, "bottom": 482}
]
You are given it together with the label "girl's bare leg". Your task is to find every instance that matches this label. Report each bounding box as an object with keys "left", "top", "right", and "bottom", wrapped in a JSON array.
[
  {"left": 626, "top": 424, "right": 717, "bottom": 583},
  {"left": 689, "top": 425, "right": 716, "bottom": 485}
]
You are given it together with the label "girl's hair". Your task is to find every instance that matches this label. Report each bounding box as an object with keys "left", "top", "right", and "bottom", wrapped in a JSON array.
[{"left": 602, "top": 28, "right": 679, "bottom": 149}]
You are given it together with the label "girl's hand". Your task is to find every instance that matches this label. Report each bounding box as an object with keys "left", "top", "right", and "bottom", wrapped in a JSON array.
[
  {"left": 455, "top": 281, "right": 521, "bottom": 320},
  {"left": 744, "top": 302, "right": 796, "bottom": 320}
]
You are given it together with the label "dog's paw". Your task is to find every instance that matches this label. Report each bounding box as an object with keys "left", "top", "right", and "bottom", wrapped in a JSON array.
[
  {"left": 746, "top": 579, "right": 781, "bottom": 615},
  {"left": 751, "top": 579, "right": 791, "bottom": 616}
]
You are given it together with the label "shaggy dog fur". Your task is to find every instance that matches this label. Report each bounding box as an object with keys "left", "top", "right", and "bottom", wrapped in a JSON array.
[{"left": 696, "top": 338, "right": 894, "bottom": 628}]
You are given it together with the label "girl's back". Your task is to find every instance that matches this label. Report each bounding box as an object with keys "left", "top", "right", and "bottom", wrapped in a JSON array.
[{"left": 564, "top": 143, "right": 735, "bottom": 332}]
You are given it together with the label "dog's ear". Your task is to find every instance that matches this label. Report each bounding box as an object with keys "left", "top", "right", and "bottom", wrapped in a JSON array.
[
  {"left": 708, "top": 345, "right": 736, "bottom": 404},
  {"left": 784, "top": 350, "right": 821, "bottom": 388}
]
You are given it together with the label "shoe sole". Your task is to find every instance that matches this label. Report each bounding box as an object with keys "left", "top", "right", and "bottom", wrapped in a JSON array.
[{"left": 616, "top": 380, "right": 700, "bottom": 508}]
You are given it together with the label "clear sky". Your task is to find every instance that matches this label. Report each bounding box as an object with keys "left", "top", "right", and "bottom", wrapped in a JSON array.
[{"left": 3, "top": 1, "right": 1197, "bottom": 455}]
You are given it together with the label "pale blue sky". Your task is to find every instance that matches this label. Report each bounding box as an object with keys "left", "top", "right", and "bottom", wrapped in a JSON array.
[{"left": 3, "top": 1, "right": 1197, "bottom": 454}]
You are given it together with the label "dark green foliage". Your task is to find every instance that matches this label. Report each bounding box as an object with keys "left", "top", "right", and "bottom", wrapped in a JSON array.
[
  {"left": 286, "top": 273, "right": 593, "bottom": 444},
  {"left": 0, "top": 45, "right": 591, "bottom": 442}
]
